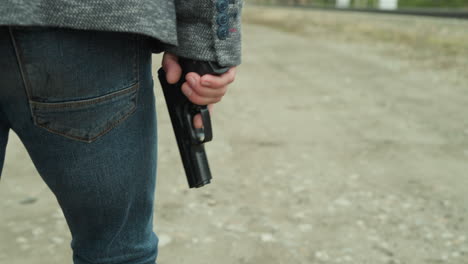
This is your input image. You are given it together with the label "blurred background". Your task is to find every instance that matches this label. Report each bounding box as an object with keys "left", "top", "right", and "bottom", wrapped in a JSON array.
[
  {"left": 1, "top": 1, "right": 468, "bottom": 264},
  {"left": 252, "top": 0, "right": 468, "bottom": 10}
]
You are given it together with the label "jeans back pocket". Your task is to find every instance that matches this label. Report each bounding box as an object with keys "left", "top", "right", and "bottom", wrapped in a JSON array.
[{"left": 10, "top": 26, "right": 140, "bottom": 143}]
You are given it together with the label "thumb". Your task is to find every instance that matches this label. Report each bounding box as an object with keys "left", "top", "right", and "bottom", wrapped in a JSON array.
[{"left": 162, "top": 52, "right": 182, "bottom": 84}]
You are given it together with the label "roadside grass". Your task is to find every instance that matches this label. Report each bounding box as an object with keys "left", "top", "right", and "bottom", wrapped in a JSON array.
[{"left": 242, "top": 5, "right": 468, "bottom": 76}]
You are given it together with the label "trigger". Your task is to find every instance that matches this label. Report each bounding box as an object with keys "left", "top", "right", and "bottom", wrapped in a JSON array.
[{"left": 199, "top": 107, "right": 213, "bottom": 142}]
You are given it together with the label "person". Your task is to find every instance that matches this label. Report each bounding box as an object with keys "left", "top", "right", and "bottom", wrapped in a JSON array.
[{"left": 0, "top": 1, "right": 242, "bottom": 263}]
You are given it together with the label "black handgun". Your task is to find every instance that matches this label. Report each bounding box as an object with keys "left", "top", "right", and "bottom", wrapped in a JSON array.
[{"left": 158, "top": 58, "right": 229, "bottom": 188}]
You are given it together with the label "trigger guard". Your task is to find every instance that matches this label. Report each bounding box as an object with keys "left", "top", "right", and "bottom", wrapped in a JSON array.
[{"left": 185, "top": 104, "right": 213, "bottom": 144}]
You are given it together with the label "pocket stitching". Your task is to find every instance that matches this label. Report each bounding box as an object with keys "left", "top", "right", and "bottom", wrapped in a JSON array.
[
  {"left": 29, "top": 81, "right": 139, "bottom": 109},
  {"left": 33, "top": 99, "right": 138, "bottom": 143},
  {"left": 11, "top": 29, "right": 141, "bottom": 143},
  {"left": 33, "top": 82, "right": 139, "bottom": 143}
]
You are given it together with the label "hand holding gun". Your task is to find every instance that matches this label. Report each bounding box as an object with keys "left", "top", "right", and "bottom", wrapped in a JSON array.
[{"left": 158, "top": 58, "right": 229, "bottom": 188}]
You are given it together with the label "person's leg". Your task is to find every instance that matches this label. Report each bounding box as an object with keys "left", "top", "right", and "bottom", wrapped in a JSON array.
[
  {"left": 0, "top": 26, "right": 14, "bottom": 178},
  {"left": 0, "top": 115, "right": 9, "bottom": 178},
  {"left": 0, "top": 106, "right": 10, "bottom": 180},
  {"left": 5, "top": 26, "right": 159, "bottom": 264}
]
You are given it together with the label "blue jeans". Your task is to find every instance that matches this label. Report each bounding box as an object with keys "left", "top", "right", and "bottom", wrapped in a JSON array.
[{"left": 0, "top": 26, "right": 159, "bottom": 263}]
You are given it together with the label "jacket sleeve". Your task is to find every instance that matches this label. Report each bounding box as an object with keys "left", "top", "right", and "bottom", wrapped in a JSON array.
[{"left": 165, "top": 0, "right": 243, "bottom": 68}]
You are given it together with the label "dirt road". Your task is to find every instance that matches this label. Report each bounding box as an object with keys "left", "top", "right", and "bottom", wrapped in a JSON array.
[{"left": 1, "top": 5, "right": 468, "bottom": 264}]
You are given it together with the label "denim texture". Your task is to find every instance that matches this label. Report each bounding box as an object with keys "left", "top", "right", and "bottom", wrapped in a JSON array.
[{"left": 0, "top": 26, "right": 159, "bottom": 264}]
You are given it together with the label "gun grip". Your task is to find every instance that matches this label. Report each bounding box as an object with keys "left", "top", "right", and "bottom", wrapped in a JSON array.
[{"left": 179, "top": 58, "right": 228, "bottom": 143}]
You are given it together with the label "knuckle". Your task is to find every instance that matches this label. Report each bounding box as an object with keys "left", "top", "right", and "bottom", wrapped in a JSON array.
[
  {"left": 192, "top": 85, "right": 203, "bottom": 94},
  {"left": 212, "top": 80, "right": 221, "bottom": 88},
  {"left": 219, "top": 87, "right": 227, "bottom": 95}
]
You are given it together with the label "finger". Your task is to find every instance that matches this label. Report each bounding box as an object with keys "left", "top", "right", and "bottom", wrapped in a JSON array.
[
  {"left": 181, "top": 83, "right": 222, "bottom": 105},
  {"left": 193, "top": 104, "right": 214, "bottom": 129},
  {"left": 185, "top": 72, "right": 201, "bottom": 90},
  {"left": 199, "top": 67, "right": 236, "bottom": 88},
  {"left": 190, "top": 83, "right": 227, "bottom": 98},
  {"left": 193, "top": 114, "right": 203, "bottom": 129},
  {"left": 185, "top": 73, "right": 226, "bottom": 100},
  {"left": 162, "top": 53, "right": 182, "bottom": 84},
  {"left": 199, "top": 67, "right": 237, "bottom": 88},
  {"left": 208, "top": 104, "right": 214, "bottom": 114}
]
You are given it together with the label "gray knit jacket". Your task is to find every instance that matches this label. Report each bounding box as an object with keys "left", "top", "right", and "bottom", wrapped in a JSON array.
[{"left": 0, "top": 0, "right": 243, "bottom": 67}]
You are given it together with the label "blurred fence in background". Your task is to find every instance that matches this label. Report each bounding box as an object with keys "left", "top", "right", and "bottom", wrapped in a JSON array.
[
  {"left": 247, "top": 0, "right": 468, "bottom": 19},
  {"left": 249, "top": 0, "right": 468, "bottom": 10}
]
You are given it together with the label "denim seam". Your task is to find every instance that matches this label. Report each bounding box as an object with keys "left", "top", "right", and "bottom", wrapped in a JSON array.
[
  {"left": 30, "top": 82, "right": 139, "bottom": 109},
  {"left": 135, "top": 33, "right": 141, "bottom": 112},
  {"left": 34, "top": 102, "right": 138, "bottom": 143},
  {"left": 8, "top": 26, "right": 36, "bottom": 123},
  {"left": 136, "top": 33, "right": 141, "bottom": 91}
]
